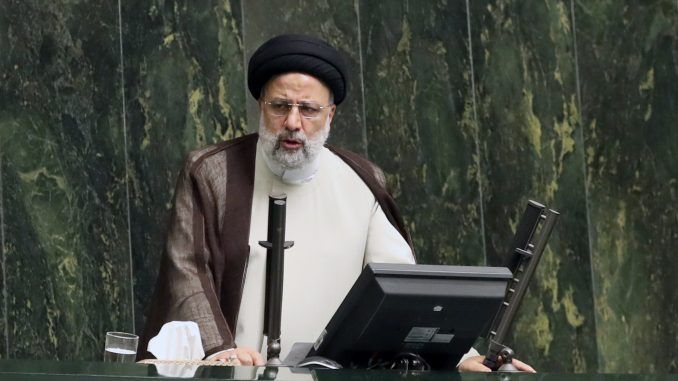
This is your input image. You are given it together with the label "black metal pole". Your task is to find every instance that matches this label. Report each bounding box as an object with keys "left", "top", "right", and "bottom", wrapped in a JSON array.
[
  {"left": 482, "top": 201, "right": 559, "bottom": 371},
  {"left": 259, "top": 193, "right": 294, "bottom": 365}
]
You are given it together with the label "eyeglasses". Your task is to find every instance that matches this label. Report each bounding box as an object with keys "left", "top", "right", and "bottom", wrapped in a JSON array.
[{"left": 263, "top": 99, "right": 333, "bottom": 120}]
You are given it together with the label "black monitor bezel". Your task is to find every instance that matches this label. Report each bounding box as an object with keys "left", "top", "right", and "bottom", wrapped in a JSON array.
[{"left": 307, "top": 263, "right": 512, "bottom": 369}]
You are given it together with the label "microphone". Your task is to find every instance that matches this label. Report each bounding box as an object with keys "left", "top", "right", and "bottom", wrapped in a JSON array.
[{"left": 259, "top": 193, "right": 294, "bottom": 365}]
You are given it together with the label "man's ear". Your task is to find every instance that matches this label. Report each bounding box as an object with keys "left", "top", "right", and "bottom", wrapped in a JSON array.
[{"left": 327, "top": 105, "right": 337, "bottom": 125}]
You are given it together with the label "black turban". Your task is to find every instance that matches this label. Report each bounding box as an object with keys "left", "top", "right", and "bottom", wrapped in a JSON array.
[{"left": 248, "top": 34, "right": 348, "bottom": 105}]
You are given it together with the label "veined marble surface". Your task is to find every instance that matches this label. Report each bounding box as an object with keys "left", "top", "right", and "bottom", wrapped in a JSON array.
[
  {"left": 470, "top": 0, "right": 596, "bottom": 372},
  {"left": 0, "top": 0, "right": 676, "bottom": 372},
  {"left": 0, "top": 1, "right": 133, "bottom": 359},
  {"left": 575, "top": 0, "right": 678, "bottom": 373},
  {"left": 360, "top": 0, "right": 486, "bottom": 267}
]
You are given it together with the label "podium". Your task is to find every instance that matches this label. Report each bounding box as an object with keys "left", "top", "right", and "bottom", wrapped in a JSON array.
[{"left": 0, "top": 359, "right": 671, "bottom": 380}]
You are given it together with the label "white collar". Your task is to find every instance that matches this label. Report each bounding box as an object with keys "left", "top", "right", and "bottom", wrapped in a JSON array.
[{"left": 258, "top": 143, "right": 322, "bottom": 185}]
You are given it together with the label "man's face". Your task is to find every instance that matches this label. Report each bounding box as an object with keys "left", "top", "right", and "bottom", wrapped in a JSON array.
[{"left": 258, "top": 73, "right": 336, "bottom": 168}]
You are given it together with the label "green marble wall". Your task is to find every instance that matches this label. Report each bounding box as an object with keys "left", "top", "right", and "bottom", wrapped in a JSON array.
[
  {"left": 0, "top": 154, "right": 3, "bottom": 358},
  {"left": 1, "top": 0, "right": 676, "bottom": 373},
  {"left": 470, "top": 0, "right": 597, "bottom": 372},
  {"left": 359, "top": 1, "right": 485, "bottom": 266},
  {"left": 0, "top": 1, "right": 134, "bottom": 360},
  {"left": 0, "top": 151, "right": 3, "bottom": 358},
  {"left": 575, "top": 1, "right": 678, "bottom": 373}
]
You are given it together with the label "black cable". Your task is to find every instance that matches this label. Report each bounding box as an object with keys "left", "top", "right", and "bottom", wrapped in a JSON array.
[{"left": 366, "top": 352, "right": 431, "bottom": 371}]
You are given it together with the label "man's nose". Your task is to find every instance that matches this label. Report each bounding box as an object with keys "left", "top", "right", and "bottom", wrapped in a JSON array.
[{"left": 284, "top": 106, "right": 303, "bottom": 131}]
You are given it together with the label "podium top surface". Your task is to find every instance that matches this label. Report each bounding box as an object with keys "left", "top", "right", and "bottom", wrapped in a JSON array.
[
  {"left": 0, "top": 360, "right": 675, "bottom": 381},
  {"left": 367, "top": 263, "right": 513, "bottom": 279}
]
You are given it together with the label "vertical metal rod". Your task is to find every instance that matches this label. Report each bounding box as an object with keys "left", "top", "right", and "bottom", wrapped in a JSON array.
[{"left": 259, "top": 193, "right": 294, "bottom": 365}]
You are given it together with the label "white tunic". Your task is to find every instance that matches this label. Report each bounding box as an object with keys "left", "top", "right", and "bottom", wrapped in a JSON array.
[{"left": 234, "top": 144, "right": 415, "bottom": 359}]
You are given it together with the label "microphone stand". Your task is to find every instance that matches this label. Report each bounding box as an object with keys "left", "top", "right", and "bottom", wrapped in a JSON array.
[
  {"left": 259, "top": 193, "right": 294, "bottom": 366},
  {"left": 482, "top": 200, "right": 559, "bottom": 372}
]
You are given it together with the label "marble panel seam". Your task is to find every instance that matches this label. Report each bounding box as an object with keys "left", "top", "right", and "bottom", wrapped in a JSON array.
[
  {"left": 240, "top": 0, "right": 250, "bottom": 126},
  {"left": 465, "top": 0, "right": 487, "bottom": 264},
  {"left": 0, "top": 154, "right": 7, "bottom": 358},
  {"left": 354, "top": 0, "right": 369, "bottom": 159},
  {"left": 117, "top": 0, "right": 135, "bottom": 332},
  {"left": 569, "top": 0, "right": 601, "bottom": 371}
]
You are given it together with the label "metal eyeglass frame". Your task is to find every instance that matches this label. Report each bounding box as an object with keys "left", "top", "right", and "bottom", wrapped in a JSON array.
[{"left": 263, "top": 100, "right": 333, "bottom": 120}]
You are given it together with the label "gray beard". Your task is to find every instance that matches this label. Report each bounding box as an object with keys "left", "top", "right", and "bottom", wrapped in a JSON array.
[{"left": 258, "top": 116, "right": 330, "bottom": 169}]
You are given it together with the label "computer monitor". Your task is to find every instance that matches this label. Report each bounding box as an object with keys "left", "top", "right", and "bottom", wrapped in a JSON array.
[{"left": 307, "top": 263, "right": 512, "bottom": 369}]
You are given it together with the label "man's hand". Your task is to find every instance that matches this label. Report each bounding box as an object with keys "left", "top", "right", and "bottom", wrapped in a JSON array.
[
  {"left": 213, "top": 347, "right": 265, "bottom": 366},
  {"left": 457, "top": 355, "right": 536, "bottom": 373}
]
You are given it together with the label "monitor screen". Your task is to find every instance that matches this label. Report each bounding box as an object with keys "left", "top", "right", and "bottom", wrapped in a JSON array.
[{"left": 308, "top": 263, "right": 512, "bottom": 369}]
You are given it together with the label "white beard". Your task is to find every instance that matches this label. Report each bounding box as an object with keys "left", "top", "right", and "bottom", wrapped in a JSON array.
[{"left": 258, "top": 115, "right": 331, "bottom": 169}]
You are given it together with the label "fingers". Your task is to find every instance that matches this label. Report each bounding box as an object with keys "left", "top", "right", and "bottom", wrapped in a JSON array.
[
  {"left": 510, "top": 358, "right": 536, "bottom": 373},
  {"left": 247, "top": 349, "right": 266, "bottom": 366},
  {"left": 457, "top": 355, "right": 492, "bottom": 373},
  {"left": 457, "top": 355, "right": 536, "bottom": 373},
  {"left": 463, "top": 362, "right": 492, "bottom": 372},
  {"left": 213, "top": 347, "right": 266, "bottom": 366},
  {"left": 233, "top": 347, "right": 265, "bottom": 366},
  {"left": 236, "top": 349, "right": 253, "bottom": 366}
]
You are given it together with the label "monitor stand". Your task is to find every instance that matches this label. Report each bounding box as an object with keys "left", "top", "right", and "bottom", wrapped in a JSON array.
[{"left": 283, "top": 342, "right": 342, "bottom": 369}]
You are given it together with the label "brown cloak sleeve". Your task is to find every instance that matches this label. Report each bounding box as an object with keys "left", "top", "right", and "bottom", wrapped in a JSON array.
[{"left": 137, "top": 135, "right": 257, "bottom": 359}]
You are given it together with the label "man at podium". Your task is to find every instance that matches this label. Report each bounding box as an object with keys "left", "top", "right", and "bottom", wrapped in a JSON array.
[{"left": 140, "top": 34, "right": 533, "bottom": 373}]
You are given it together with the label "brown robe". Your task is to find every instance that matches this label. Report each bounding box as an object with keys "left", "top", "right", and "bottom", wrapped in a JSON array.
[{"left": 138, "top": 133, "right": 414, "bottom": 359}]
